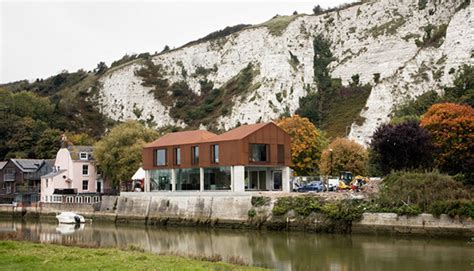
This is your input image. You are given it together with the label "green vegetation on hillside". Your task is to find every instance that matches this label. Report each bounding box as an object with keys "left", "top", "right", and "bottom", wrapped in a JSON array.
[
  {"left": 136, "top": 60, "right": 260, "bottom": 129},
  {"left": 0, "top": 241, "right": 263, "bottom": 270},
  {"left": 297, "top": 35, "right": 372, "bottom": 138},
  {"left": 0, "top": 68, "right": 115, "bottom": 160},
  {"left": 392, "top": 65, "right": 473, "bottom": 122},
  {"left": 259, "top": 14, "right": 301, "bottom": 36}
]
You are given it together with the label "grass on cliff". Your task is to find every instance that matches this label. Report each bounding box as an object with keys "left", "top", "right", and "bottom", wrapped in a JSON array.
[
  {"left": 0, "top": 240, "right": 265, "bottom": 271},
  {"left": 258, "top": 14, "right": 301, "bottom": 36}
]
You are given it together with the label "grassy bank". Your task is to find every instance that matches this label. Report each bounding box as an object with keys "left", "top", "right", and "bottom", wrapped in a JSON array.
[{"left": 0, "top": 240, "right": 265, "bottom": 271}]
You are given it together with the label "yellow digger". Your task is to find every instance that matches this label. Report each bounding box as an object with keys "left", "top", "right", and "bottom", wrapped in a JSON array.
[
  {"left": 337, "top": 171, "right": 353, "bottom": 190},
  {"left": 338, "top": 171, "right": 369, "bottom": 191}
]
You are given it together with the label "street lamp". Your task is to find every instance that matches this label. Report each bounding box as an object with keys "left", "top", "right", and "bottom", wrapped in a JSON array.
[{"left": 328, "top": 148, "right": 333, "bottom": 192}]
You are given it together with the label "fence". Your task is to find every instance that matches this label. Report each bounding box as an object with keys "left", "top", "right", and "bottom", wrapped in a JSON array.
[{"left": 44, "top": 194, "right": 101, "bottom": 204}]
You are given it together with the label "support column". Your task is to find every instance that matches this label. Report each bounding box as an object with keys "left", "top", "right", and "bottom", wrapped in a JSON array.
[
  {"left": 230, "top": 166, "right": 234, "bottom": 192},
  {"left": 171, "top": 169, "right": 176, "bottom": 192},
  {"left": 266, "top": 168, "right": 272, "bottom": 191},
  {"left": 282, "top": 167, "right": 291, "bottom": 192},
  {"left": 144, "top": 170, "right": 150, "bottom": 192},
  {"left": 233, "top": 166, "right": 245, "bottom": 192},
  {"left": 199, "top": 167, "right": 204, "bottom": 192}
]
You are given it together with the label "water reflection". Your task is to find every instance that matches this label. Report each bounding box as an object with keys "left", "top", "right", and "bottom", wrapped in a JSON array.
[{"left": 0, "top": 220, "right": 471, "bottom": 271}]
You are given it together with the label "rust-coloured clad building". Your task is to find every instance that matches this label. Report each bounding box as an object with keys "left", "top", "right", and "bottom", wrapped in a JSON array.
[{"left": 142, "top": 122, "right": 291, "bottom": 192}]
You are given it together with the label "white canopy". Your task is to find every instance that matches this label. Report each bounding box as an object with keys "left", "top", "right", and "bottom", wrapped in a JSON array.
[{"left": 131, "top": 167, "right": 145, "bottom": 180}]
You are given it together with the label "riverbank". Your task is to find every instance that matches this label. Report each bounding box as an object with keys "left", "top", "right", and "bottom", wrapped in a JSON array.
[
  {"left": 0, "top": 192, "right": 472, "bottom": 237},
  {"left": 0, "top": 240, "right": 265, "bottom": 270}
]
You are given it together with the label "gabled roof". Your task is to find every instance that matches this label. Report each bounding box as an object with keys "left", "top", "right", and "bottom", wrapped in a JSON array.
[
  {"left": 145, "top": 130, "right": 217, "bottom": 148},
  {"left": 203, "top": 122, "right": 270, "bottom": 142},
  {"left": 11, "top": 159, "right": 45, "bottom": 173},
  {"left": 0, "top": 161, "right": 7, "bottom": 170},
  {"left": 145, "top": 122, "right": 276, "bottom": 148}
]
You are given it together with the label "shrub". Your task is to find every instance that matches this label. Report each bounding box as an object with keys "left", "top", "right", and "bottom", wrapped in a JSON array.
[
  {"left": 370, "top": 121, "right": 434, "bottom": 175},
  {"left": 373, "top": 171, "right": 473, "bottom": 217},
  {"left": 247, "top": 208, "right": 257, "bottom": 218}
]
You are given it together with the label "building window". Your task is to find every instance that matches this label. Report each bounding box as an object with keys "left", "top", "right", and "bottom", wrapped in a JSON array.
[
  {"left": 174, "top": 147, "right": 181, "bottom": 165},
  {"left": 211, "top": 144, "right": 219, "bottom": 163},
  {"left": 46, "top": 179, "right": 48, "bottom": 188},
  {"left": 204, "top": 167, "right": 230, "bottom": 190},
  {"left": 82, "top": 164, "right": 89, "bottom": 175},
  {"left": 176, "top": 168, "right": 200, "bottom": 190},
  {"left": 155, "top": 149, "right": 167, "bottom": 166},
  {"left": 191, "top": 146, "right": 199, "bottom": 164},
  {"left": 277, "top": 144, "right": 285, "bottom": 164},
  {"left": 149, "top": 169, "right": 172, "bottom": 191},
  {"left": 249, "top": 144, "right": 268, "bottom": 162},
  {"left": 79, "top": 152, "right": 88, "bottom": 160},
  {"left": 82, "top": 180, "right": 88, "bottom": 191}
]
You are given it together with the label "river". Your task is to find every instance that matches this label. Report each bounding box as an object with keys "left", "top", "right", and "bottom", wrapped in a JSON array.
[{"left": 0, "top": 219, "right": 472, "bottom": 270}]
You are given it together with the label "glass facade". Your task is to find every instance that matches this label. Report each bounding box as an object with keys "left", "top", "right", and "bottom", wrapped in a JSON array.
[
  {"left": 176, "top": 168, "right": 200, "bottom": 190},
  {"left": 250, "top": 144, "right": 268, "bottom": 162},
  {"left": 204, "top": 167, "right": 231, "bottom": 190},
  {"left": 245, "top": 167, "right": 267, "bottom": 190},
  {"left": 150, "top": 169, "right": 172, "bottom": 191}
]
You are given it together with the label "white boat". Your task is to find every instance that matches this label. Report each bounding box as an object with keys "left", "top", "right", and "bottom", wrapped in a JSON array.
[{"left": 56, "top": 212, "right": 85, "bottom": 224}]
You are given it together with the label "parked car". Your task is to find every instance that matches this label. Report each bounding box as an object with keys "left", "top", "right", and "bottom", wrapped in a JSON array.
[{"left": 297, "top": 181, "right": 324, "bottom": 192}]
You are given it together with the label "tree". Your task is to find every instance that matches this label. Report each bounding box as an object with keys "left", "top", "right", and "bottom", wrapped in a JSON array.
[
  {"left": 66, "top": 132, "right": 95, "bottom": 146},
  {"left": 93, "top": 121, "right": 159, "bottom": 188},
  {"left": 420, "top": 103, "right": 474, "bottom": 181},
  {"left": 34, "top": 128, "right": 62, "bottom": 158},
  {"left": 370, "top": 120, "right": 434, "bottom": 175},
  {"left": 313, "top": 5, "right": 324, "bottom": 15},
  {"left": 276, "top": 115, "right": 328, "bottom": 176},
  {"left": 320, "top": 138, "right": 368, "bottom": 176},
  {"left": 94, "top": 62, "right": 108, "bottom": 75}
]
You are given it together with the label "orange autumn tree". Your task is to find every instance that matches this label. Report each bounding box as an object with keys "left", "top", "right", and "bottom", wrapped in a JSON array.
[
  {"left": 320, "top": 138, "right": 368, "bottom": 177},
  {"left": 276, "top": 115, "right": 328, "bottom": 176},
  {"left": 420, "top": 103, "right": 474, "bottom": 180}
]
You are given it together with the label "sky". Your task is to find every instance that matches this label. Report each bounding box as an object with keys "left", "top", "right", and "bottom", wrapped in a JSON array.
[{"left": 0, "top": 0, "right": 352, "bottom": 83}]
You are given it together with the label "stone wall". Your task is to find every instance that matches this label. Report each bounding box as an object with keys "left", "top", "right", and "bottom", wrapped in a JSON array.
[{"left": 1, "top": 194, "right": 472, "bottom": 237}]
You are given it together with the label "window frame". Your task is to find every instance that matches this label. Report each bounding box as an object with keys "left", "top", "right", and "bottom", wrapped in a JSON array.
[
  {"left": 249, "top": 144, "right": 269, "bottom": 163},
  {"left": 82, "top": 180, "right": 89, "bottom": 191},
  {"left": 174, "top": 147, "right": 181, "bottom": 165},
  {"left": 155, "top": 149, "right": 167, "bottom": 166},
  {"left": 191, "top": 146, "right": 199, "bottom": 165},
  {"left": 79, "top": 152, "right": 88, "bottom": 160},
  {"left": 211, "top": 144, "right": 219, "bottom": 164},
  {"left": 82, "top": 164, "right": 89, "bottom": 176}
]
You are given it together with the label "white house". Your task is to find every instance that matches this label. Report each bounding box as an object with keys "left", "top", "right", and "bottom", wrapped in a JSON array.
[{"left": 41, "top": 145, "right": 106, "bottom": 203}]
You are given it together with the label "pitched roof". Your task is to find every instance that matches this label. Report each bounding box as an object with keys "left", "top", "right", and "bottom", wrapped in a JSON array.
[
  {"left": 204, "top": 122, "right": 270, "bottom": 142},
  {"left": 11, "top": 159, "right": 45, "bottom": 173},
  {"left": 0, "top": 161, "right": 7, "bottom": 170},
  {"left": 145, "top": 130, "right": 217, "bottom": 148},
  {"left": 67, "top": 145, "right": 94, "bottom": 160},
  {"left": 145, "top": 122, "right": 275, "bottom": 147}
]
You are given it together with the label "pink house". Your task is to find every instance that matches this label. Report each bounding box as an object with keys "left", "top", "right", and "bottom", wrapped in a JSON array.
[{"left": 40, "top": 146, "right": 106, "bottom": 203}]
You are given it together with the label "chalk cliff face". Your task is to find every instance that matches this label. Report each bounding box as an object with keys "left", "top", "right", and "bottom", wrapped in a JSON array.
[{"left": 94, "top": 0, "right": 473, "bottom": 145}]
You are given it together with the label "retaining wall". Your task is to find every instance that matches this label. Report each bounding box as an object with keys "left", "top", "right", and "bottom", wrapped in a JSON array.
[{"left": 0, "top": 194, "right": 472, "bottom": 237}]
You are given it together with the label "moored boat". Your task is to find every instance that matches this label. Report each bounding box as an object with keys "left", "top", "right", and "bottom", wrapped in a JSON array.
[{"left": 56, "top": 212, "right": 85, "bottom": 224}]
